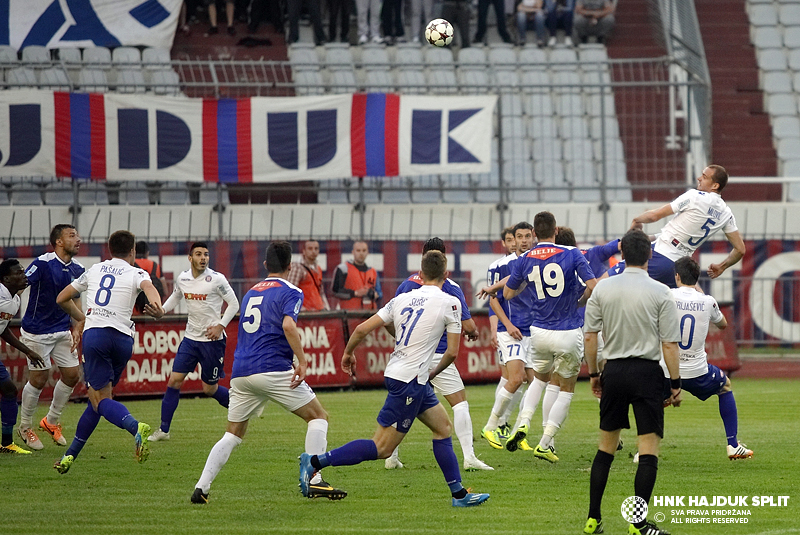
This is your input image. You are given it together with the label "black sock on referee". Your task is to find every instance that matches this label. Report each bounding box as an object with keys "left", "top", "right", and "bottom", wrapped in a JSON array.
[
  {"left": 588, "top": 449, "right": 615, "bottom": 520},
  {"left": 633, "top": 454, "right": 658, "bottom": 527}
]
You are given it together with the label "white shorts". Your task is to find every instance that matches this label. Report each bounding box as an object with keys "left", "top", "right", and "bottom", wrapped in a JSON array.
[
  {"left": 497, "top": 331, "right": 532, "bottom": 368},
  {"left": 529, "top": 326, "right": 583, "bottom": 378},
  {"left": 227, "top": 370, "right": 317, "bottom": 423},
  {"left": 20, "top": 329, "right": 79, "bottom": 370},
  {"left": 429, "top": 353, "right": 465, "bottom": 396}
]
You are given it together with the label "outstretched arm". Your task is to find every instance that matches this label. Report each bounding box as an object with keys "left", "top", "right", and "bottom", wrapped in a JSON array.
[
  {"left": 631, "top": 203, "right": 674, "bottom": 230},
  {"left": 707, "top": 231, "right": 746, "bottom": 279}
]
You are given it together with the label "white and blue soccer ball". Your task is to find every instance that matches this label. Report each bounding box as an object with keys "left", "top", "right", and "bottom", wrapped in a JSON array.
[{"left": 425, "top": 19, "right": 454, "bottom": 47}]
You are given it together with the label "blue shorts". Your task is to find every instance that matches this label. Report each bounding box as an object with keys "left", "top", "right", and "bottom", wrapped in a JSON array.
[
  {"left": 172, "top": 337, "right": 226, "bottom": 384},
  {"left": 682, "top": 364, "right": 728, "bottom": 401},
  {"left": 608, "top": 249, "right": 677, "bottom": 288},
  {"left": 82, "top": 328, "right": 134, "bottom": 390},
  {"left": 0, "top": 360, "right": 9, "bottom": 383},
  {"left": 377, "top": 377, "right": 440, "bottom": 433}
]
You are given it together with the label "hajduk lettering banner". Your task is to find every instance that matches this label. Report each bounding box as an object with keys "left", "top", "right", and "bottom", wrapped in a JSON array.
[
  {"left": 3, "top": 0, "right": 181, "bottom": 51},
  {"left": 0, "top": 91, "right": 496, "bottom": 181}
]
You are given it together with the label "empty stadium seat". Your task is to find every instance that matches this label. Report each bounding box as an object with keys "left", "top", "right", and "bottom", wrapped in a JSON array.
[
  {"left": 753, "top": 27, "right": 782, "bottom": 49},
  {"left": 78, "top": 69, "right": 109, "bottom": 92},
  {"left": 43, "top": 181, "right": 75, "bottom": 205},
  {"left": 323, "top": 43, "right": 354, "bottom": 68},
  {"left": 361, "top": 45, "right": 390, "bottom": 69},
  {"left": 394, "top": 44, "right": 424, "bottom": 67},
  {"left": 150, "top": 69, "right": 180, "bottom": 95},
  {"left": 424, "top": 47, "right": 454, "bottom": 67},
  {"left": 0, "top": 45, "right": 18, "bottom": 68},
  {"left": 763, "top": 71, "right": 793, "bottom": 94},
  {"left": 759, "top": 48, "right": 788, "bottom": 71},
  {"left": 38, "top": 68, "right": 71, "bottom": 90},
  {"left": 364, "top": 69, "right": 394, "bottom": 91},
  {"left": 21, "top": 46, "right": 51, "bottom": 66},
  {"left": 116, "top": 68, "right": 147, "bottom": 93},
  {"left": 294, "top": 69, "right": 325, "bottom": 95},
  {"left": 749, "top": 4, "right": 778, "bottom": 26},
  {"left": 780, "top": 4, "right": 800, "bottom": 25},
  {"left": 773, "top": 115, "right": 800, "bottom": 139},
  {"left": 83, "top": 47, "right": 112, "bottom": 68},
  {"left": 396, "top": 68, "right": 426, "bottom": 93},
  {"left": 785, "top": 26, "right": 800, "bottom": 48},
  {"left": 142, "top": 47, "right": 172, "bottom": 70},
  {"left": 425, "top": 68, "right": 458, "bottom": 94},
  {"left": 459, "top": 68, "right": 490, "bottom": 94},
  {"left": 112, "top": 47, "right": 141, "bottom": 68},
  {"left": 5, "top": 67, "right": 37, "bottom": 87},
  {"left": 766, "top": 93, "right": 797, "bottom": 116},
  {"left": 56, "top": 48, "right": 82, "bottom": 65},
  {"left": 457, "top": 47, "right": 488, "bottom": 68},
  {"left": 518, "top": 46, "right": 547, "bottom": 69},
  {"left": 488, "top": 47, "right": 517, "bottom": 69}
]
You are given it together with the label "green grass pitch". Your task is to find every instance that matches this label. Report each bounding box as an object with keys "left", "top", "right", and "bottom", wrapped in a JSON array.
[{"left": 1, "top": 378, "right": 798, "bottom": 535}]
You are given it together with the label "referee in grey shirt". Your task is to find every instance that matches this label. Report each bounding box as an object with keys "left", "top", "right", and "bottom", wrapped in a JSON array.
[{"left": 581, "top": 229, "right": 682, "bottom": 535}]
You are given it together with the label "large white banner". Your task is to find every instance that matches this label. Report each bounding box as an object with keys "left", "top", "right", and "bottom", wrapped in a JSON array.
[
  {"left": 0, "top": 91, "right": 496, "bottom": 182},
  {"left": 3, "top": 0, "right": 181, "bottom": 51}
]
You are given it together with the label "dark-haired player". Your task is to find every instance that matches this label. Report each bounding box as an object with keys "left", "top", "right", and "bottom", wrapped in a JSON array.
[
  {"left": 147, "top": 242, "right": 239, "bottom": 442},
  {"left": 54, "top": 231, "right": 164, "bottom": 474},
  {"left": 671, "top": 256, "right": 752, "bottom": 460},
  {"left": 299, "top": 251, "right": 489, "bottom": 507},
  {"left": 0, "top": 259, "right": 44, "bottom": 454},
  {"left": 18, "top": 224, "right": 84, "bottom": 450},
  {"left": 385, "top": 237, "right": 492, "bottom": 472},
  {"left": 191, "top": 241, "right": 345, "bottom": 504}
]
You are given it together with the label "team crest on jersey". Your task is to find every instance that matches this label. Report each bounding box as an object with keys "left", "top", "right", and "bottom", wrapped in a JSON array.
[
  {"left": 527, "top": 247, "right": 564, "bottom": 261},
  {"left": 253, "top": 281, "right": 282, "bottom": 291},
  {"left": 406, "top": 396, "right": 414, "bottom": 405},
  {"left": 205, "top": 276, "right": 213, "bottom": 282},
  {"left": 0, "top": 312, "right": 13, "bottom": 320}
]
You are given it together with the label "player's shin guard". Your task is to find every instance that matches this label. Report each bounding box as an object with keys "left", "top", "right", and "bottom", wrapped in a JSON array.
[
  {"left": 19, "top": 383, "right": 42, "bottom": 429},
  {"left": 305, "top": 419, "right": 328, "bottom": 455},
  {"left": 516, "top": 377, "right": 548, "bottom": 428},
  {"left": 541, "top": 391, "right": 574, "bottom": 448},
  {"left": 46, "top": 380, "right": 74, "bottom": 425},
  {"left": 97, "top": 398, "right": 139, "bottom": 435},
  {"left": 718, "top": 391, "right": 739, "bottom": 448},
  {"left": 432, "top": 437, "right": 463, "bottom": 494},
  {"left": 65, "top": 404, "right": 102, "bottom": 459},
  {"left": 324, "top": 439, "right": 378, "bottom": 467},
  {"left": 485, "top": 388, "right": 514, "bottom": 429},
  {"left": 634, "top": 454, "right": 658, "bottom": 505},
  {"left": 159, "top": 386, "right": 180, "bottom": 433},
  {"left": 589, "top": 449, "right": 615, "bottom": 520},
  {"left": 196, "top": 432, "right": 242, "bottom": 493},
  {"left": 452, "top": 401, "right": 474, "bottom": 457},
  {"left": 211, "top": 385, "right": 229, "bottom": 408},
  {"left": 541, "top": 384, "right": 560, "bottom": 428}
]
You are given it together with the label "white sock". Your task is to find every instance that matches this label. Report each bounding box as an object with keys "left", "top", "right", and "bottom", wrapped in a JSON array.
[
  {"left": 515, "top": 377, "right": 548, "bottom": 429},
  {"left": 19, "top": 383, "right": 42, "bottom": 429},
  {"left": 452, "top": 401, "right": 474, "bottom": 458},
  {"left": 196, "top": 432, "right": 242, "bottom": 493},
  {"left": 485, "top": 388, "right": 514, "bottom": 430},
  {"left": 502, "top": 385, "right": 525, "bottom": 425},
  {"left": 47, "top": 380, "right": 74, "bottom": 425},
  {"left": 306, "top": 419, "right": 328, "bottom": 484},
  {"left": 541, "top": 384, "right": 560, "bottom": 429},
  {"left": 495, "top": 376, "right": 508, "bottom": 399},
  {"left": 388, "top": 446, "right": 400, "bottom": 460},
  {"left": 541, "top": 391, "right": 574, "bottom": 448}
]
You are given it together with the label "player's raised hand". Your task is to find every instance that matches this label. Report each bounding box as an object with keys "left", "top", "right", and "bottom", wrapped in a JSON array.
[
  {"left": 630, "top": 219, "right": 644, "bottom": 231},
  {"left": 341, "top": 352, "right": 356, "bottom": 376},
  {"left": 707, "top": 262, "right": 725, "bottom": 279},
  {"left": 205, "top": 324, "right": 225, "bottom": 341}
]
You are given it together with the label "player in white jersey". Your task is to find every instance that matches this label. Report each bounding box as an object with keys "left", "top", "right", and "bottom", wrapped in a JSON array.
[
  {"left": 54, "top": 231, "right": 164, "bottom": 474},
  {"left": 630, "top": 165, "right": 746, "bottom": 287},
  {"left": 299, "top": 251, "right": 489, "bottom": 507},
  {"left": 147, "top": 242, "right": 240, "bottom": 442},
  {"left": 672, "top": 257, "right": 752, "bottom": 460},
  {"left": 0, "top": 259, "right": 44, "bottom": 454}
]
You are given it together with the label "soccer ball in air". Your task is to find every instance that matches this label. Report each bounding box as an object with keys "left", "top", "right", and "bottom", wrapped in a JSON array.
[{"left": 425, "top": 19, "right": 454, "bottom": 47}]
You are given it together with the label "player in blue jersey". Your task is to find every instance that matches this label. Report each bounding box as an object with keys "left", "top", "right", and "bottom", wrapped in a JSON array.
[
  {"left": 384, "top": 237, "right": 492, "bottom": 472},
  {"left": 191, "top": 241, "right": 345, "bottom": 504},
  {"left": 54, "top": 231, "right": 164, "bottom": 474},
  {"left": 298, "top": 251, "right": 489, "bottom": 507},
  {"left": 479, "top": 221, "right": 537, "bottom": 451},
  {"left": 486, "top": 227, "right": 523, "bottom": 442},
  {"left": 0, "top": 259, "right": 45, "bottom": 454},
  {"left": 17, "top": 224, "right": 85, "bottom": 451},
  {"left": 671, "top": 257, "right": 752, "bottom": 460},
  {"left": 503, "top": 212, "right": 597, "bottom": 462}
]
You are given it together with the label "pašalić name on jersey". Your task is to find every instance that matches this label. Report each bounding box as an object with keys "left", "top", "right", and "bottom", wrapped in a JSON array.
[
  {"left": 99, "top": 265, "right": 126, "bottom": 275},
  {"left": 676, "top": 300, "right": 705, "bottom": 311}
]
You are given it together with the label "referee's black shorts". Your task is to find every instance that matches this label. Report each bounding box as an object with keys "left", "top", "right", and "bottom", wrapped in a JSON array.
[{"left": 599, "top": 358, "right": 665, "bottom": 438}]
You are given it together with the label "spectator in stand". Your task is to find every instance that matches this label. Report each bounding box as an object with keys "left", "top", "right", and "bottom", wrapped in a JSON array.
[
  {"left": 381, "top": 0, "right": 406, "bottom": 45},
  {"left": 409, "top": 0, "right": 434, "bottom": 43},
  {"left": 331, "top": 241, "right": 382, "bottom": 310},
  {"left": 205, "top": 0, "right": 237, "bottom": 36},
  {"left": 438, "top": 0, "right": 472, "bottom": 47},
  {"left": 541, "top": 0, "right": 574, "bottom": 46},
  {"left": 134, "top": 241, "right": 166, "bottom": 315},
  {"left": 516, "top": 0, "right": 545, "bottom": 46},
  {"left": 357, "top": 0, "right": 383, "bottom": 43},
  {"left": 287, "top": 0, "right": 327, "bottom": 44},
  {"left": 572, "top": 0, "right": 615, "bottom": 44},
  {"left": 248, "top": 0, "right": 284, "bottom": 33},
  {"left": 474, "top": 0, "right": 512, "bottom": 44},
  {"left": 287, "top": 240, "right": 331, "bottom": 312},
  {"left": 327, "top": 0, "right": 351, "bottom": 42}
]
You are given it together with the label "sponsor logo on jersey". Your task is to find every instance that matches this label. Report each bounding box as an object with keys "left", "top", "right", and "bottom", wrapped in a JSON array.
[
  {"left": 184, "top": 293, "right": 208, "bottom": 301},
  {"left": 252, "top": 281, "right": 282, "bottom": 291},
  {"left": 526, "top": 247, "right": 564, "bottom": 261},
  {"left": 406, "top": 396, "right": 414, "bottom": 405},
  {"left": 0, "top": 312, "right": 14, "bottom": 320}
]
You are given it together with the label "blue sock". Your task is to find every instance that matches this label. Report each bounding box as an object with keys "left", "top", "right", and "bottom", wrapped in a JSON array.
[
  {"left": 65, "top": 404, "right": 102, "bottom": 459},
  {"left": 432, "top": 437, "right": 463, "bottom": 494},
  {"left": 160, "top": 387, "right": 181, "bottom": 432},
  {"left": 1, "top": 396, "right": 17, "bottom": 446},
  {"left": 324, "top": 439, "right": 378, "bottom": 467},
  {"left": 97, "top": 398, "right": 139, "bottom": 435},
  {"left": 718, "top": 391, "right": 739, "bottom": 447},
  {"left": 211, "top": 385, "right": 229, "bottom": 408}
]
